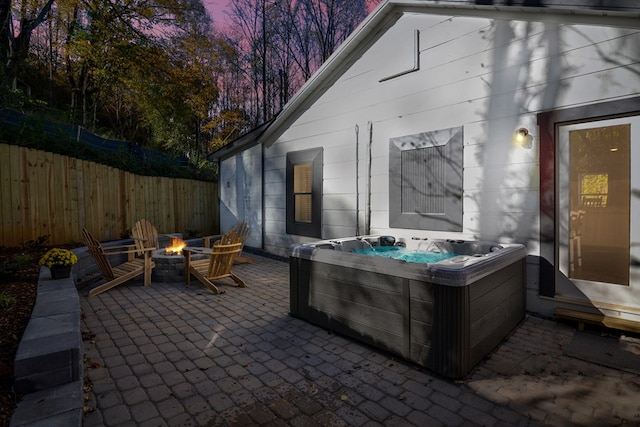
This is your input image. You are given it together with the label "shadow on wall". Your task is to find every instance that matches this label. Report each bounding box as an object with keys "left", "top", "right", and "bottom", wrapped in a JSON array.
[{"left": 220, "top": 151, "right": 262, "bottom": 248}]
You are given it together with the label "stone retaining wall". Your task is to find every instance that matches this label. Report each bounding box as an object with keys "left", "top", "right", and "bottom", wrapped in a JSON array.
[
  {"left": 10, "top": 259, "right": 84, "bottom": 426},
  {"left": 10, "top": 236, "right": 208, "bottom": 426}
]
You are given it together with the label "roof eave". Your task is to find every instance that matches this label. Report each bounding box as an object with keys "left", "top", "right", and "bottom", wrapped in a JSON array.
[
  {"left": 258, "top": 0, "right": 640, "bottom": 148},
  {"left": 207, "top": 117, "right": 277, "bottom": 162},
  {"left": 259, "top": 0, "right": 401, "bottom": 147}
]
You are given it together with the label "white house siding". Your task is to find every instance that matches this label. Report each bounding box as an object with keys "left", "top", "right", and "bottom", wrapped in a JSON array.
[
  {"left": 219, "top": 144, "right": 262, "bottom": 248},
  {"left": 259, "top": 7, "right": 640, "bottom": 316},
  {"left": 265, "top": 10, "right": 640, "bottom": 255}
]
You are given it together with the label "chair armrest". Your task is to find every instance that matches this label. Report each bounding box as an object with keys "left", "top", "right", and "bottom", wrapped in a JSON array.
[
  {"left": 102, "top": 244, "right": 144, "bottom": 262},
  {"left": 101, "top": 243, "right": 137, "bottom": 253},
  {"left": 183, "top": 247, "right": 210, "bottom": 255},
  {"left": 103, "top": 245, "right": 155, "bottom": 255},
  {"left": 183, "top": 247, "right": 207, "bottom": 266},
  {"left": 202, "top": 235, "right": 221, "bottom": 248}
]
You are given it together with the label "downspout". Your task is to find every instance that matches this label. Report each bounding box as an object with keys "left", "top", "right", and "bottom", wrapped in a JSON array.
[
  {"left": 366, "top": 122, "right": 373, "bottom": 235},
  {"left": 261, "top": 142, "right": 266, "bottom": 251},
  {"left": 216, "top": 157, "right": 222, "bottom": 234},
  {"left": 355, "top": 124, "right": 360, "bottom": 236}
]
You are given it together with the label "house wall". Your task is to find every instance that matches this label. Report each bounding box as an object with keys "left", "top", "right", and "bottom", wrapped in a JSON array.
[
  {"left": 219, "top": 144, "right": 262, "bottom": 247},
  {"left": 259, "top": 10, "right": 640, "bottom": 315}
]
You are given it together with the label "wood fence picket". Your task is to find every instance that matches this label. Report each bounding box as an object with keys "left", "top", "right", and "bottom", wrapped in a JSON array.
[{"left": 0, "top": 143, "right": 218, "bottom": 246}]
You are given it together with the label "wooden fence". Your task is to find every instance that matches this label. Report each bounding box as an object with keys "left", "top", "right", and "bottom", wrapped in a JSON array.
[{"left": 0, "top": 143, "right": 218, "bottom": 247}]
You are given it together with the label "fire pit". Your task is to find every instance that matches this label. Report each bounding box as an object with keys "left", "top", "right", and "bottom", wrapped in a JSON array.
[{"left": 151, "top": 237, "right": 207, "bottom": 283}]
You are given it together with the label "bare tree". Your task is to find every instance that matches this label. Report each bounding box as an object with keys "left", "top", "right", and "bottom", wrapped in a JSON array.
[
  {"left": 226, "top": 0, "right": 370, "bottom": 125},
  {"left": 0, "top": 0, "right": 55, "bottom": 93}
]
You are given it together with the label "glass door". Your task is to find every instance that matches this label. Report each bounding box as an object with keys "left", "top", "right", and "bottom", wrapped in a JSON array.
[{"left": 558, "top": 116, "right": 640, "bottom": 307}]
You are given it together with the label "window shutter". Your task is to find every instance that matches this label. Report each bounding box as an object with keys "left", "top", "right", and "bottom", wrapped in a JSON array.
[
  {"left": 389, "top": 126, "right": 463, "bottom": 231},
  {"left": 401, "top": 146, "right": 446, "bottom": 215}
]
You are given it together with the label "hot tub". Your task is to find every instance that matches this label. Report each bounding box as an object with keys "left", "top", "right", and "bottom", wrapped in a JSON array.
[{"left": 289, "top": 236, "right": 527, "bottom": 378}]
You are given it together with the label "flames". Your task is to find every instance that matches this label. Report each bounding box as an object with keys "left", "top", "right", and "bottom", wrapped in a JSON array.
[{"left": 165, "top": 237, "right": 187, "bottom": 255}]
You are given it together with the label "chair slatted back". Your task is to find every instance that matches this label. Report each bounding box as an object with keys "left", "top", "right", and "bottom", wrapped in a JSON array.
[
  {"left": 207, "top": 234, "right": 243, "bottom": 279},
  {"left": 82, "top": 228, "right": 115, "bottom": 279},
  {"left": 132, "top": 219, "right": 159, "bottom": 257},
  {"left": 222, "top": 229, "right": 242, "bottom": 245},
  {"left": 234, "top": 220, "right": 249, "bottom": 241}
]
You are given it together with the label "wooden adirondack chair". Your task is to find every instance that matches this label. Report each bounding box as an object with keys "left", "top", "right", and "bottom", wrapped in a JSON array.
[
  {"left": 229, "top": 220, "right": 253, "bottom": 264},
  {"left": 202, "top": 220, "right": 253, "bottom": 264},
  {"left": 183, "top": 231, "right": 246, "bottom": 294},
  {"left": 132, "top": 219, "right": 159, "bottom": 256},
  {"left": 82, "top": 228, "right": 155, "bottom": 297}
]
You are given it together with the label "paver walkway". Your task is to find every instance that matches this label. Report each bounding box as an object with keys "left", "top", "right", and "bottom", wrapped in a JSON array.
[{"left": 81, "top": 253, "right": 640, "bottom": 426}]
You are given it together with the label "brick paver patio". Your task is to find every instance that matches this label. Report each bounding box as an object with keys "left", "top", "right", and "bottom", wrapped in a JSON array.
[{"left": 81, "top": 253, "right": 640, "bottom": 426}]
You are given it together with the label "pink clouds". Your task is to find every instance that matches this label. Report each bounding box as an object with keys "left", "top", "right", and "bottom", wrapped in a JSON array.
[{"left": 205, "top": 0, "right": 230, "bottom": 26}]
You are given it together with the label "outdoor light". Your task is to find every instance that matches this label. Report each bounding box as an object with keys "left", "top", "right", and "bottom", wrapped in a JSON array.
[{"left": 515, "top": 127, "right": 533, "bottom": 149}]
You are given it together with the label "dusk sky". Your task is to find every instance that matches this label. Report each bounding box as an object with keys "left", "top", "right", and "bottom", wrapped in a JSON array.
[
  {"left": 205, "top": 0, "right": 382, "bottom": 28},
  {"left": 205, "top": 0, "right": 230, "bottom": 26}
]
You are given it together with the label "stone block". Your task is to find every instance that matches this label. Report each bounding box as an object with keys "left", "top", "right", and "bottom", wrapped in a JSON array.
[
  {"left": 31, "top": 297, "right": 79, "bottom": 317},
  {"left": 37, "top": 277, "right": 77, "bottom": 295},
  {"left": 14, "top": 318, "right": 82, "bottom": 394},
  {"left": 13, "top": 362, "right": 81, "bottom": 394},
  {"left": 21, "top": 312, "right": 80, "bottom": 340},
  {"left": 9, "top": 381, "right": 83, "bottom": 427},
  {"left": 31, "top": 281, "right": 79, "bottom": 317}
]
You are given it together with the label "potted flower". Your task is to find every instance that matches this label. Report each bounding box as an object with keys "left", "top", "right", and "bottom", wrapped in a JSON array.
[{"left": 39, "top": 248, "right": 78, "bottom": 280}]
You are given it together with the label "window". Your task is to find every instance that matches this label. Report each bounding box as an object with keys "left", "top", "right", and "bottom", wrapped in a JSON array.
[
  {"left": 286, "top": 148, "right": 323, "bottom": 237},
  {"left": 294, "top": 164, "right": 313, "bottom": 222},
  {"left": 580, "top": 173, "right": 608, "bottom": 208},
  {"left": 563, "top": 122, "right": 631, "bottom": 285},
  {"left": 389, "top": 126, "right": 463, "bottom": 231}
]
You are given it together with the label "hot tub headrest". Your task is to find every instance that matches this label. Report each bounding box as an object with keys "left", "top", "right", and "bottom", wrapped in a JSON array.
[{"left": 379, "top": 236, "right": 396, "bottom": 246}]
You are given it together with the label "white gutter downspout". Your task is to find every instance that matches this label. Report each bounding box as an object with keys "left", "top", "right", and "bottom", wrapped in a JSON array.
[
  {"left": 261, "top": 142, "right": 266, "bottom": 251},
  {"left": 366, "top": 122, "right": 373, "bottom": 235},
  {"left": 355, "top": 124, "right": 360, "bottom": 236}
]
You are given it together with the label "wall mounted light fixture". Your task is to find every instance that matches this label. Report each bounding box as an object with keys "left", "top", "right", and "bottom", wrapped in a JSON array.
[{"left": 514, "top": 127, "right": 533, "bottom": 149}]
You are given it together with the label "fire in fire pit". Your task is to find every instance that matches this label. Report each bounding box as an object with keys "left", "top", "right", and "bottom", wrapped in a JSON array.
[
  {"left": 165, "top": 237, "right": 187, "bottom": 255},
  {"left": 152, "top": 237, "right": 206, "bottom": 283}
]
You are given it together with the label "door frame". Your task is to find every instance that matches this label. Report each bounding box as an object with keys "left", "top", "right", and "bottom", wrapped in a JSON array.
[
  {"left": 537, "top": 96, "right": 640, "bottom": 304},
  {"left": 556, "top": 117, "right": 637, "bottom": 299}
]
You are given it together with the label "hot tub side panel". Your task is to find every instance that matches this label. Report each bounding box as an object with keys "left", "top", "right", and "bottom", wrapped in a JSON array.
[
  {"left": 289, "top": 252, "right": 526, "bottom": 379},
  {"left": 467, "top": 258, "right": 526, "bottom": 366},
  {"left": 423, "top": 283, "right": 472, "bottom": 378},
  {"left": 422, "top": 259, "right": 526, "bottom": 378},
  {"left": 408, "top": 280, "right": 436, "bottom": 368},
  {"left": 289, "top": 257, "right": 307, "bottom": 318},
  {"left": 289, "top": 257, "right": 410, "bottom": 358}
]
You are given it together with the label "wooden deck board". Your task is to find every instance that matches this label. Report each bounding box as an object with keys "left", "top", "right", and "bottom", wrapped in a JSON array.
[{"left": 554, "top": 308, "right": 640, "bottom": 334}]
